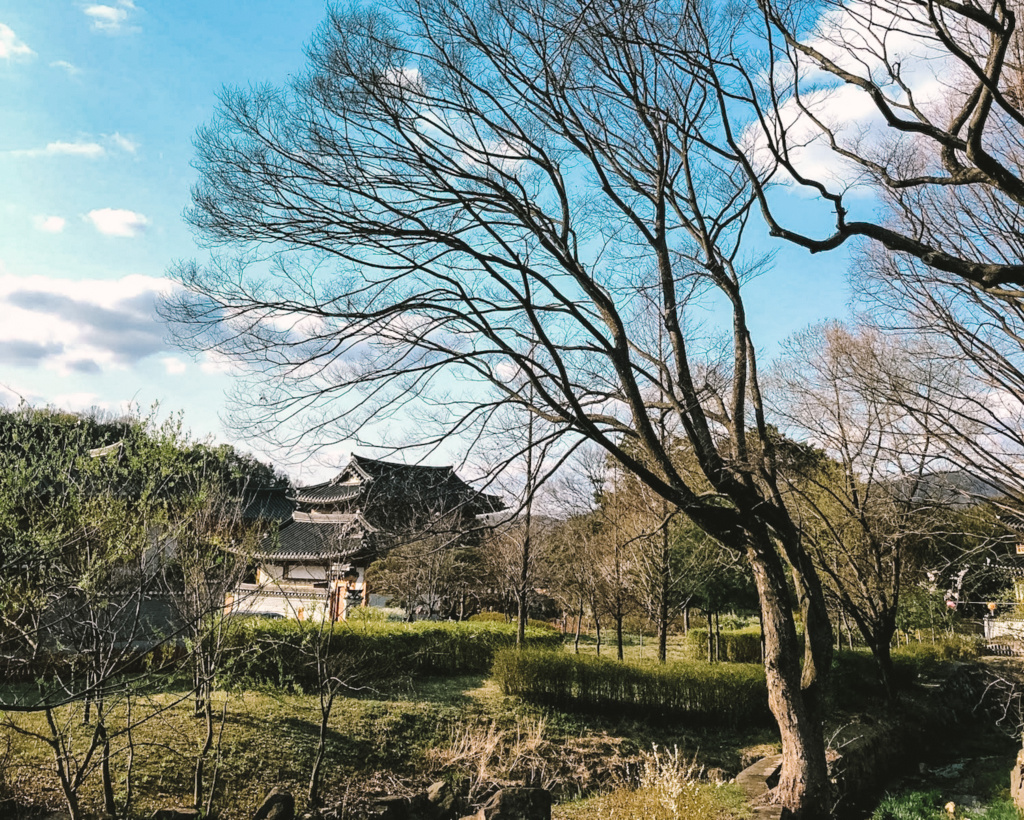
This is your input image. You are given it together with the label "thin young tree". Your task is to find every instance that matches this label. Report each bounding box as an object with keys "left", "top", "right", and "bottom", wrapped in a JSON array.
[{"left": 772, "top": 322, "right": 973, "bottom": 697}]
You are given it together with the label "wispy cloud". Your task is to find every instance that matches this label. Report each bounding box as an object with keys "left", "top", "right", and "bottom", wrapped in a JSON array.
[
  {"left": 162, "top": 357, "right": 187, "bottom": 375},
  {"left": 50, "top": 60, "right": 81, "bottom": 76},
  {"left": 0, "top": 23, "right": 33, "bottom": 60},
  {"left": 108, "top": 132, "right": 138, "bottom": 153},
  {"left": 11, "top": 133, "right": 138, "bottom": 159},
  {"left": 33, "top": 215, "right": 66, "bottom": 233},
  {"left": 12, "top": 140, "right": 106, "bottom": 158},
  {"left": 0, "top": 273, "right": 175, "bottom": 376},
  {"left": 86, "top": 208, "right": 149, "bottom": 237},
  {"left": 83, "top": 1, "right": 139, "bottom": 33}
]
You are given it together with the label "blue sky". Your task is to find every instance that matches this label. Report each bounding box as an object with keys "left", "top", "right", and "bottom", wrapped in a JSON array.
[{"left": 0, "top": 1, "right": 854, "bottom": 480}]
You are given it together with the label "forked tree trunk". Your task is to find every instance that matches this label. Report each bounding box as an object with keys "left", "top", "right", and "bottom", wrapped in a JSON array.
[
  {"left": 308, "top": 689, "right": 336, "bottom": 806},
  {"left": 194, "top": 695, "right": 214, "bottom": 809}
]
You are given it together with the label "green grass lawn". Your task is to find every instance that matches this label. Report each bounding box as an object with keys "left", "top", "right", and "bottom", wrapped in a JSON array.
[
  {"left": 10, "top": 630, "right": 1004, "bottom": 820},
  {"left": 1, "top": 669, "right": 777, "bottom": 820}
]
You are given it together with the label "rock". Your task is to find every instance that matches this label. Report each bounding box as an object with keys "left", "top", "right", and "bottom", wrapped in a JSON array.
[
  {"left": 254, "top": 787, "right": 296, "bottom": 820},
  {"left": 365, "top": 795, "right": 411, "bottom": 820},
  {"left": 426, "top": 780, "right": 463, "bottom": 818},
  {"left": 482, "top": 787, "right": 551, "bottom": 820},
  {"left": 457, "top": 812, "right": 486, "bottom": 820},
  {"left": 151, "top": 810, "right": 200, "bottom": 820}
]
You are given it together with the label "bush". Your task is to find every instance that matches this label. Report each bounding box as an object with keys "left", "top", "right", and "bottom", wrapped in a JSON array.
[
  {"left": 491, "top": 648, "right": 771, "bottom": 728},
  {"left": 219, "top": 617, "right": 563, "bottom": 691},
  {"left": 345, "top": 606, "right": 406, "bottom": 622},
  {"left": 892, "top": 636, "right": 983, "bottom": 678},
  {"left": 683, "top": 626, "right": 763, "bottom": 663},
  {"left": 469, "top": 611, "right": 509, "bottom": 623}
]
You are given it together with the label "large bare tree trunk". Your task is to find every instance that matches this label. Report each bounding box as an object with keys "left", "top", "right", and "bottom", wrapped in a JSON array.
[{"left": 747, "top": 543, "right": 830, "bottom": 819}]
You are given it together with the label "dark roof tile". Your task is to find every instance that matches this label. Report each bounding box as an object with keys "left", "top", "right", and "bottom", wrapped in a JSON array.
[{"left": 259, "top": 520, "right": 365, "bottom": 561}]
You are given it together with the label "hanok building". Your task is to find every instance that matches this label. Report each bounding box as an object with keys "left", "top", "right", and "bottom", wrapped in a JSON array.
[{"left": 228, "top": 455, "right": 503, "bottom": 620}]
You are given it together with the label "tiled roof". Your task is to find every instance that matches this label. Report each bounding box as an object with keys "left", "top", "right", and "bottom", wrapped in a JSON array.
[
  {"left": 242, "top": 487, "right": 294, "bottom": 523},
  {"left": 1002, "top": 513, "right": 1024, "bottom": 533},
  {"left": 291, "top": 454, "right": 505, "bottom": 516},
  {"left": 292, "top": 482, "right": 361, "bottom": 504},
  {"left": 350, "top": 455, "right": 452, "bottom": 481},
  {"left": 259, "top": 520, "right": 366, "bottom": 561}
]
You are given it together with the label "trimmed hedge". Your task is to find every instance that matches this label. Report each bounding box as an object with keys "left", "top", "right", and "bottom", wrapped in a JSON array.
[
  {"left": 491, "top": 648, "right": 772, "bottom": 728},
  {"left": 684, "top": 627, "right": 764, "bottom": 663},
  {"left": 219, "top": 618, "right": 563, "bottom": 691}
]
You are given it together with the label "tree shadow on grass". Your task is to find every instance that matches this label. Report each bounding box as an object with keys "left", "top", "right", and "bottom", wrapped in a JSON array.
[
  {"left": 404, "top": 674, "right": 488, "bottom": 706},
  {"left": 278, "top": 715, "right": 376, "bottom": 769}
]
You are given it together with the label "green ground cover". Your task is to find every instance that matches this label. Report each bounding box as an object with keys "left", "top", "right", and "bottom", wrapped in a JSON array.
[
  {"left": 2, "top": 624, "right": 1009, "bottom": 820},
  {"left": 1, "top": 621, "right": 780, "bottom": 819}
]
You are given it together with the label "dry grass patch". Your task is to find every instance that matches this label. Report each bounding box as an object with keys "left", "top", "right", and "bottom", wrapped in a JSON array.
[{"left": 553, "top": 746, "right": 751, "bottom": 820}]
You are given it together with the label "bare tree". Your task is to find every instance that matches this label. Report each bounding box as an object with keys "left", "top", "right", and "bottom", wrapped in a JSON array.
[
  {"left": 693, "top": 0, "right": 1024, "bottom": 293},
  {"left": 544, "top": 513, "right": 604, "bottom": 654},
  {"left": 772, "top": 322, "right": 975, "bottom": 697},
  {"left": 164, "top": 2, "right": 838, "bottom": 812},
  {"left": 856, "top": 243, "right": 1024, "bottom": 506}
]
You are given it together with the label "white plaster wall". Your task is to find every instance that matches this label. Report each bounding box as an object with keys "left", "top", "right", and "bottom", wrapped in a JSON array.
[{"left": 285, "top": 564, "right": 327, "bottom": 581}]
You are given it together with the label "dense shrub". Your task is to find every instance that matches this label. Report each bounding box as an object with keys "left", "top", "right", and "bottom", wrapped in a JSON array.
[
  {"left": 683, "top": 627, "right": 763, "bottom": 663},
  {"left": 892, "top": 636, "right": 983, "bottom": 677},
  {"left": 219, "top": 618, "right": 563, "bottom": 690},
  {"left": 491, "top": 648, "right": 771, "bottom": 728}
]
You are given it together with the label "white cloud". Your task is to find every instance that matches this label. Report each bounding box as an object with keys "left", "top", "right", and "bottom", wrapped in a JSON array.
[
  {"left": 50, "top": 140, "right": 105, "bottom": 157},
  {"left": 10, "top": 134, "right": 137, "bottom": 159},
  {"left": 0, "top": 23, "right": 33, "bottom": 60},
  {"left": 108, "top": 132, "right": 138, "bottom": 153},
  {"left": 33, "top": 215, "right": 66, "bottom": 233},
  {"left": 50, "top": 60, "right": 81, "bottom": 76},
  {"left": 742, "top": 0, "right": 955, "bottom": 192},
  {"left": 0, "top": 272, "right": 175, "bottom": 376},
  {"left": 200, "top": 351, "right": 236, "bottom": 375},
  {"left": 162, "top": 357, "right": 187, "bottom": 375},
  {"left": 84, "top": 1, "right": 138, "bottom": 33},
  {"left": 52, "top": 392, "right": 111, "bottom": 413},
  {"left": 86, "top": 208, "right": 149, "bottom": 237},
  {"left": 11, "top": 140, "right": 106, "bottom": 158}
]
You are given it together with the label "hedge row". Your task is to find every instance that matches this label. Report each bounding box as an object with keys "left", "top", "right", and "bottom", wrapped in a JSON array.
[
  {"left": 683, "top": 627, "right": 764, "bottom": 663},
  {"left": 491, "top": 648, "right": 772, "bottom": 728},
  {"left": 217, "top": 618, "right": 563, "bottom": 691}
]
